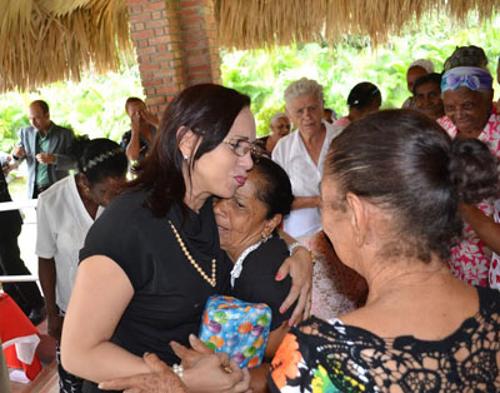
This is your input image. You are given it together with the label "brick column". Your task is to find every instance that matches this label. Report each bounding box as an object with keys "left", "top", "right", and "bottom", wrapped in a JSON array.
[
  {"left": 178, "top": 0, "right": 221, "bottom": 86},
  {"left": 126, "top": 0, "right": 221, "bottom": 115}
]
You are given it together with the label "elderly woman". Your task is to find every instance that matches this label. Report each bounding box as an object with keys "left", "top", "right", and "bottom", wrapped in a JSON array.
[
  {"left": 270, "top": 110, "right": 500, "bottom": 393},
  {"left": 258, "top": 113, "right": 291, "bottom": 154},
  {"left": 213, "top": 156, "right": 294, "bottom": 392},
  {"left": 61, "top": 84, "right": 313, "bottom": 393},
  {"left": 272, "top": 78, "right": 342, "bottom": 240},
  {"left": 333, "top": 82, "right": 382, "bottom": 129},
  {"left": 437, "top": 66, "right": 499, "bottom": 288}
]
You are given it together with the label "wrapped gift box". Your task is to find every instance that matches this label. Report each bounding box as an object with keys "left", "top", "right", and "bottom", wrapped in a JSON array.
[{"left": 199, "top": 295, "right": 271, "bottom": 368}]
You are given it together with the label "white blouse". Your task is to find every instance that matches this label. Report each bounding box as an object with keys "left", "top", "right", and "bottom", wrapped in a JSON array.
[
  {"left": 36, "top": 176, "right": 104, "bottom": 312},
  {"left": 272, "top": 121, "right": 342, "bottom": 238}
]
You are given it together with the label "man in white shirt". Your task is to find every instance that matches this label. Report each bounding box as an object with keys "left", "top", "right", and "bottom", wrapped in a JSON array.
[{"left": 272, "top": 78, "right": 342, "bottom": 239}]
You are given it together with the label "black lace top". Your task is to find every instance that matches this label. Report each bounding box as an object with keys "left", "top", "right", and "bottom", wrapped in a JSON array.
[{"left": 269, "top": 286, "right": 499, "bottom": 392}]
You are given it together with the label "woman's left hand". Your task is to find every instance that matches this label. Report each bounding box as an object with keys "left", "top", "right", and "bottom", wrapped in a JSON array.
[
  {"left": 98, "top": 353, "right": 188, "bottom": 393},
  {"left": 276, "top": 247, "right": 313, "bottom": 326}
]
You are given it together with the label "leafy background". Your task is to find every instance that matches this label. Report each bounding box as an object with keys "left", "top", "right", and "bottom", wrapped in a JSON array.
[{"left": 0, "top": 12, "right": 498, "bottom": 150}]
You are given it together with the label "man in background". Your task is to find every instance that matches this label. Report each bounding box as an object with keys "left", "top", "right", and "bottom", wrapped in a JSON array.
[
  {"left": 11, "top": 100, "right": 75, "bottom": 198},
  {"left": 413, "top": 73, "right": 444, "bottom": 120}
]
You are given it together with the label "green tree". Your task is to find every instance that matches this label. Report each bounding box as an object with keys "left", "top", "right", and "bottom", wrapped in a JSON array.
[
  {"left": 0, "top": 64, "right": 143, "bottom": 153},
  {"left": 221, "top": 12, "right": 499, "bottom": 136}
]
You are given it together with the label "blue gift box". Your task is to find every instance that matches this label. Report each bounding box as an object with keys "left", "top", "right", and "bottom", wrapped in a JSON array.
[{"left": 199, "top": 295, "right": 272, "bottom": 368}]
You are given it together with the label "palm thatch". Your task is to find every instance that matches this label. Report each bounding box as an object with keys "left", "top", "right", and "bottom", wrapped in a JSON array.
[
  {"left": 213, "top": 0, "right": 500, "bottom": 49},
  {"left": 0, "top": 0, "right": 130, "bottom": 92},
  {"left": 1, "top": 0, "right": 498, "bottom": 92}
]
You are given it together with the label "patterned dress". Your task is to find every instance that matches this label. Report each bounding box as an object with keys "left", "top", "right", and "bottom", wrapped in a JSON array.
[
  {"left": 490, "top": 200, "right": 500, "bottom": 290},
  {"left": 437, "top": 108, "right": 500, "bottom": 288},
  {"left": 269, "top": 287, "right": 500, "bottom": 393}
]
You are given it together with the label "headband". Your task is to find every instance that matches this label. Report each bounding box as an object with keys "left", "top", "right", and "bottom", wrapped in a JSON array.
[
  {"left": 82, "top": 147, "right": 123, "bottom": 173},
  {"left": 441, "top": 66, "right": 493, "bottom": 93}
]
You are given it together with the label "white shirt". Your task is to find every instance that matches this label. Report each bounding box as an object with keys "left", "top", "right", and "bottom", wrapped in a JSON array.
[
  {"left": 272, "top": 121, "right": 342, "bottom": 238},
  {"left": 36, "top": 176, "right": 104, "bottom": 311}
]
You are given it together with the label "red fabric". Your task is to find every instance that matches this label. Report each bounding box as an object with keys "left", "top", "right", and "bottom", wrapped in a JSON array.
[{"left": 0, "top": 293, "right": 42, "bottom": 381}]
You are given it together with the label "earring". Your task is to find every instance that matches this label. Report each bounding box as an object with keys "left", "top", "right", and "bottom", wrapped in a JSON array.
[
  {"left": 183, "top": 155, "right": 189, "bottom": 160},
  {"left": 261, "top": 232, "right": 270, "bottom": 242}
]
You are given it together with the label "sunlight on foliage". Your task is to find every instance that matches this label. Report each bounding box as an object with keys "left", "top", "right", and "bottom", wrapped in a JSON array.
[
  {"left": 0, "top": 65, "right": 143, "bottom": 152},
  {"left": 221, "top": 13, "right": 499, "bottom": 136},
  {"left": 0, "top": 12, "right": 498, "bottom": 147}
]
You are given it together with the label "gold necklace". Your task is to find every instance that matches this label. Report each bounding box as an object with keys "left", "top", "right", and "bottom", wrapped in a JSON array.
[{"left": 169, "top": 220, "right": 216, "bottom": 287}]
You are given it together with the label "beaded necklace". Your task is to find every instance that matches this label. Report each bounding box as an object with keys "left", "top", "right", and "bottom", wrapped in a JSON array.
[{"left": 168, "top": 220, "right": 216, "bottom": 287}]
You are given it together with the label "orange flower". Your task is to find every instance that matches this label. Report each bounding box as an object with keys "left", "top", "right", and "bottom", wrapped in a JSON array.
[
  {"left": 238, "top": 321, "right": 253, "bottom": 334},
  {"left": 271, "top": 333, "right": 302, "bottom": 389}
]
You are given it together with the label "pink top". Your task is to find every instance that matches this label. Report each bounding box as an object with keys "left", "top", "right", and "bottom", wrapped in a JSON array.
[
  {"left": 332, "top": 116, "right": 350, "bottom": 129},
  {"left": 437, "top": 107, "right": 500, "bottom": 287}
]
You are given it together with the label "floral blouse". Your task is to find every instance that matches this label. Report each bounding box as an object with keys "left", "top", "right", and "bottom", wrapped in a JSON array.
[
  {"left": 490, "top": 200, "right": 500, "bottom": 290},
  {"left": 438, "top": 107, "right": 500, "bottom": 288},
  {"left": 269, "top": 287, "right": 500, "bottom": 393}
]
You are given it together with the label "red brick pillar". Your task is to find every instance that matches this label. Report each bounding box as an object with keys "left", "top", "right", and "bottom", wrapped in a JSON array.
[
  {"left": 178, "top": 0, "right": 221, "bottom": 86},
  {"left": 126, "top": 0, "right": 221, "bottom": 115}
]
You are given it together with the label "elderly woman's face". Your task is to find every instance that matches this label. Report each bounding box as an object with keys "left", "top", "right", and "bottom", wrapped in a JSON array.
[
  {"left": 443, "top": 87, "right": 492, "bottom": 136},
  {"left": 214, "top": 173, "right": 271, "bottom": 259},
  {"left": 286, "top": 94, "right": 324, "bottom": 135}
]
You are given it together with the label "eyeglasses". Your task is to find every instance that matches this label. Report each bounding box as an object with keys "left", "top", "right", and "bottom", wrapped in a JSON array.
[{"left": 224, "top": 138, "right": 258, "bottom": 157}]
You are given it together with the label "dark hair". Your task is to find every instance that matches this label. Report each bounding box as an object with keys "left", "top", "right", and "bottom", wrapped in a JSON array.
[
  {"left": 125, "top": 97, "right": 145, "bottom": 112},
  {"left": 71, "top": 137, "right": 128, "bottom": 185},
  {"left": 412, "top": 73, "right": 442, "bottom": 95},
  {"left": 130, "top": 84, "right": 251, "bottom": 217},
  {"left": 347, "top": 82, "right": 382, "bottom": 109},
  {"left": 444, "top": 45, "right": 488, "bottom": 71},
  {"left": 30, "top": 100, "right": 49, "bottom": 114},
  {"left": 324, "top": 109, "right": 498, "bottom": 262},
  {"left": 252, "top": 156, "right": 294, "bottom": 219}
]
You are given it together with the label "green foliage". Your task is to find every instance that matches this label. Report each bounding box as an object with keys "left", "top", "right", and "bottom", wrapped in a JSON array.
[
  {"left": 0, "top": 65, "right": 143, "bottom": 153},
  {"left": 0, "top": 101, "right": 28, "bottom": 151},
  {"left": 0, "top": 12, "right": 498, "bottom": 146},
  {"left": 221, "top": 13, "right": 500, "bottom": 136}
]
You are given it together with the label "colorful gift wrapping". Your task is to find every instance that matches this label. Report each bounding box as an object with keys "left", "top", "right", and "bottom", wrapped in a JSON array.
[{"left": 199, "top": 295, "right": 272, "bottom": 369}]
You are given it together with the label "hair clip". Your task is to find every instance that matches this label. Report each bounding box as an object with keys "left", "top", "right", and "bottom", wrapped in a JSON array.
[{"left": 82, "top": 147, "right": 122, "bottom": 173}]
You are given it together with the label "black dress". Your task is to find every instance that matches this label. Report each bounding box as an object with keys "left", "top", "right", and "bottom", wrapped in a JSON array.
[
  {"left": 231, "top": 236, "right": 293, "bottom": 330},
  {"left": 79, "top": 190, "right": 231, "bottom": 392},
  {"left": 269, "top": 286, "right": 500, "bottom": 392}
]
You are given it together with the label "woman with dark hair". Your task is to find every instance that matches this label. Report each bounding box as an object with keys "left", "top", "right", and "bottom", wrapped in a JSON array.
[
  {"left": 333, "top": 82, "right": 381, "bottom": 129},
  {"left": 212, "top": 156, "right": 295, "bottom": 392},
  {"left": 61, "top": 84, "right": 312, "bottom": 393},
  {"left": 270, "top": 110, "right": 500, "bottom": 393},
  {"left": 36, "top": 137, "right": 128, "bottom": 392}
]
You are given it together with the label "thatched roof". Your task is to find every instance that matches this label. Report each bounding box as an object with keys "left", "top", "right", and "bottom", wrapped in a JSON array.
[
  {"left": 214, "top": 0, "right": 500, "bottom": 49},
  {"left": 1, "top": 0, "right": 498, "bottom": 92},
  {"left": 0, "top": 0, "right": 130, "bottom": 92}
]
